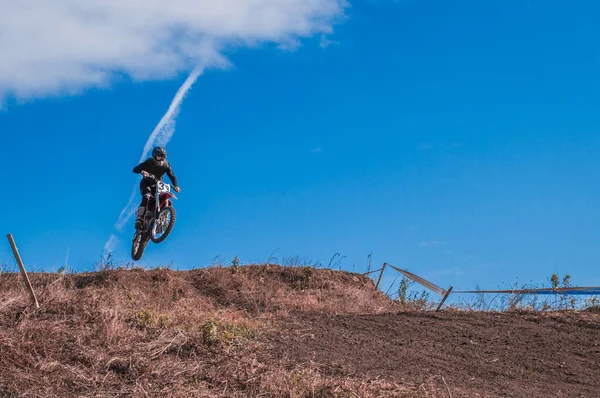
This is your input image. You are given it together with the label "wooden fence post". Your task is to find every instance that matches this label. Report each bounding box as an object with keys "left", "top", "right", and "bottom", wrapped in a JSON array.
[
  {"left": 6, "top": 234, "right": 40, "bottom": 308},
  {"left": 375, "top": 263, "right": 387, "bottom": 289},
  {"left": 436, "top": 285, "right": 453, "bottom": 312}
]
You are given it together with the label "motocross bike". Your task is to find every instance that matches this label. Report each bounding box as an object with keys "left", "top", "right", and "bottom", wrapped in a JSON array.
[{"left": 131, "top": 173, "right": 178, "bottom": 261}]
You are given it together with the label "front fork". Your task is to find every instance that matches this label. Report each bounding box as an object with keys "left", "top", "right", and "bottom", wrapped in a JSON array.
[
  {"left": 149, "top": 189, "right": 160, "bottom": 226},
  {"left": 143, "top": 188, "right": 160, "bottom": 231}
]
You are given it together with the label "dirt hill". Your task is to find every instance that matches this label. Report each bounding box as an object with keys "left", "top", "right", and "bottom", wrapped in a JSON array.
[{"left": 0, "top": 265, "right": 598, "bottom": 397}]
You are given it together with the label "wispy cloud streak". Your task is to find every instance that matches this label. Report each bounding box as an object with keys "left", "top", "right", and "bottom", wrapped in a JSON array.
[
  {"left": 139, "top": 67, "right": 204, "bottom": 162},
  {"left": 117, "top": 67, "right": 201, "bottom": 231},
  {"left": 104, "top": 234, "right": 118, "bottom": 254},
  {"left": 104, "top": 67, "right": 202, "bottom": 253}
]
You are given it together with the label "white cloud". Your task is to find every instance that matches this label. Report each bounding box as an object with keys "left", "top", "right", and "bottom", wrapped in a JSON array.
[
  {"left": 310, "top": 146, "right": 324, "bottom": 154},
  {"left": 0, "top": 0, "right": 348, "bottom": 101}
]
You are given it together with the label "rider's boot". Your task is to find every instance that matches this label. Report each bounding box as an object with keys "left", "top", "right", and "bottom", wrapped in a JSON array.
[{"left": 135, "top": 206, "right": 145, "bottom": 230}]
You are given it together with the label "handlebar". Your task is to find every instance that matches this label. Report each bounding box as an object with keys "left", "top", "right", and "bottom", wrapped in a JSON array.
[{"left": 141, "top": 172, "right": 180, "bottom": 192}]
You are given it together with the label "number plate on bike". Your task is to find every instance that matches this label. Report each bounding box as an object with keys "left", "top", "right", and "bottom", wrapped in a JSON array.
[{"left": 157, "top": 181, "right": 171, "bottom": 193}]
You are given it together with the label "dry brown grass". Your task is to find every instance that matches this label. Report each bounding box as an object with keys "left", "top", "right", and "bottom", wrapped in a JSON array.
[
  {"left": 189, "top": 264, "right": 397, "bottom": 317},
  {"left": 0, "top": 265, "right": 420, "bottom": 397}
]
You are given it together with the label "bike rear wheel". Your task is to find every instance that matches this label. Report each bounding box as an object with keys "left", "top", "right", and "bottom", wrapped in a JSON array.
[
  {"left": 151, "top": 206, "right": 176, "bottom": 243},
  {"left": 131, "top": 231, "right": 150, "bottom": 261}
]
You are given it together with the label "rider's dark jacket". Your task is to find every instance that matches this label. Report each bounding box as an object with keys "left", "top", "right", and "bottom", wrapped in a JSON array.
[{"left": 133, "top": 158, "right": 179, "bottom": 187}]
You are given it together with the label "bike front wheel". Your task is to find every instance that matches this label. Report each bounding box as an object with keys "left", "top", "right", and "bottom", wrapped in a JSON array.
[{"left": 150, "top": 206, "right": 176, "bottom": 243}]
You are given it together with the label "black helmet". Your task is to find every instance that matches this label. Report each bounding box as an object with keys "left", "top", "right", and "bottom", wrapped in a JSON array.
[{"left": 152, "top": 146, "right": 167, "bottom": 160}]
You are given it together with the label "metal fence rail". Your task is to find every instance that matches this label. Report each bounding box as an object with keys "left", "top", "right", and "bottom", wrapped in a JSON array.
[
  {"left": 364, "top": 262, "right": 600, "bottom": 311},
  {"left": 454, "top": 287, "right": 600, "bottom": 295}
]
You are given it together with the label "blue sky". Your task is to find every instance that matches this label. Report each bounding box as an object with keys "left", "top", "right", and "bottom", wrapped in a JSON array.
[{"left": 2, "top": 0, "right": 600, "bottom": 294}]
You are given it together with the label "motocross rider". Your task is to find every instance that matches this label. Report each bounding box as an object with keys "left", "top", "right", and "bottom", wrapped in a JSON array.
[{"left": 133, "top": 146, "right": 181, "bottom": 230}]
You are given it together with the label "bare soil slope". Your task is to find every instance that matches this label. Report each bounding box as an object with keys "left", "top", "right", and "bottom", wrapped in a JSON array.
[
  {"left": 0, "top": 265, "right": 598, "bottom": 397},
  {"left": 267, "top": 311, "right": 600, "bottom": 397}
]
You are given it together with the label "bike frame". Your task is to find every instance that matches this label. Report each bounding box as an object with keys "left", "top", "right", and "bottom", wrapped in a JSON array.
[
  {"left": 156, "top": 180, "right": 177, "bottom": 211},
  {"left": 143, "top": 176, "right": 177, "bottom": 231}
]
